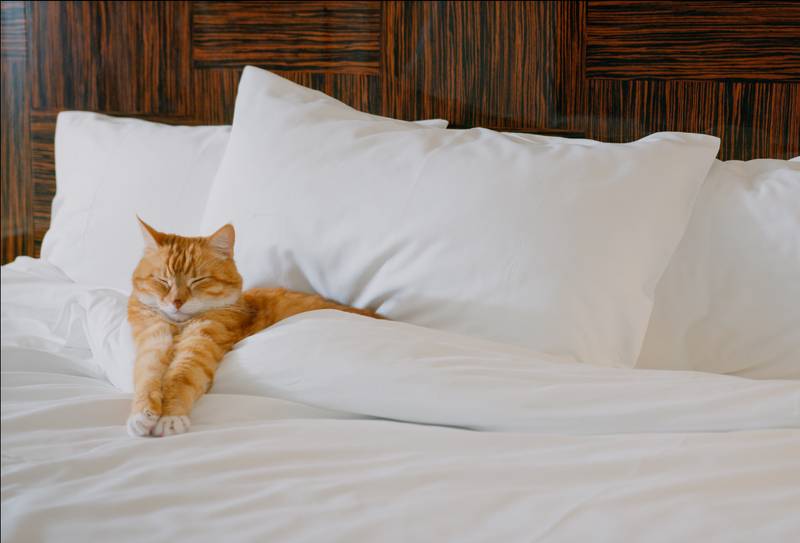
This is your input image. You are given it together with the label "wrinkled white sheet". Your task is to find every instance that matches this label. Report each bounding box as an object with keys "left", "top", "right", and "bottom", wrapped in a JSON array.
[
  {"left": 215, "top": 312, "right": 800, "bottom": 434},
  {"left": 3, "top": 258, "right": 800, "bottom": 542}
]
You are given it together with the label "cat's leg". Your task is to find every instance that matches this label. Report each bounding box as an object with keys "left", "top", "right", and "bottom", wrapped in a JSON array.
[
  {"left": 127, "top": 322, "right": 175, "bottom": 437},
  {"left": 155, "top": 320, "right": 232, "bottom": 437}
]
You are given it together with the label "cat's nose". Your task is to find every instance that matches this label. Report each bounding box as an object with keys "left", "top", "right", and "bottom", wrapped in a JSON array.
[{"left": 173, "top": 299, "right": 185, "bottom": 310}]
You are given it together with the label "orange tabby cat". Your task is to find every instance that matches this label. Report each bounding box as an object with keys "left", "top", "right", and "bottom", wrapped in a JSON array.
[{"left": 127, "top": 218, "right": 377, "bottom": 437}]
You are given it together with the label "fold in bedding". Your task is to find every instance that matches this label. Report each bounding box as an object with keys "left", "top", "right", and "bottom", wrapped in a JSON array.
[{"left": 215, "top": 311, "right": 800, "bottom": 434}]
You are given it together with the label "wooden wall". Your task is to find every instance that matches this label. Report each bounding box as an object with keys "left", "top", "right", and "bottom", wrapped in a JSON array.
[{"left": 2, "top": 1, "right": 799, "bottom": 263}]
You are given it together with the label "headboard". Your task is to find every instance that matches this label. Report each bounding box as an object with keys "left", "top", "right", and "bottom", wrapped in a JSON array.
[{"left": 2, "top": 1, "right": 798, "bottom": 263}]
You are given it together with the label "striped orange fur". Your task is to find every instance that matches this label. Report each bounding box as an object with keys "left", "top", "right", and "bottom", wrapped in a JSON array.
[{"left": 126, "top": 218, "right": 378, "bottom": 437}]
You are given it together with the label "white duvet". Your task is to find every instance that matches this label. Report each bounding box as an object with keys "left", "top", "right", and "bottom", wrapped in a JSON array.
[{"left": 2, "top": 258, "right": 799, "bottom": 542}]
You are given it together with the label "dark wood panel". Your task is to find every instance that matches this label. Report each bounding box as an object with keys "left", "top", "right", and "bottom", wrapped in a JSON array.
[
  {"left": 1, "top": 1, "right": 30, "bottom": 264},
  {"left": 30, "top": 111, "right": 56, "bottom": 257},
  {"left": 382, "top": 1, "right": 586, "bottom": 133},
  {"left": 189, "top": 68, "right": 381, "bottom": 125},
  {"left": 30, "top": 0, "right": 192, "bottom": 113},
  {"left": 282, "top": 72, "right": 382, "bottom": 114},
  {"left": 587, "top": 1, "right": 800, "bottom": 80},
  {"left": 192, "top": 1, "right": 381, "bottom": 73},
  {"left": 1, "top": 1, "right": 26, "bottom": 59},
  {"left": 589, "top": 80, "right": 800, "bottom": 160},
  {"left": 1, "top": 58, "right": 32, "bottom": 263},
  {"left": 3, "top": 0, "right": 798, "bottom": 264},
  {"left": 191, "top": 68, "right": 242, "bottom": 124}
]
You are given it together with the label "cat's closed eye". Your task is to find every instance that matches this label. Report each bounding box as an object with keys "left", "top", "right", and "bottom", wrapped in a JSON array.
[
  {"left": 189, "top": 277, "right": 211, "bottom": 287},
  {"left": 154, "top": 276, "right": 170, "bottom": 287}
]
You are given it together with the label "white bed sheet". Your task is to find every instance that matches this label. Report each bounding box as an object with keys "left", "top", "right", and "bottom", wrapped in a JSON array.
[{"left": 2, "top": 258, "right": 799, "bottom": 542}]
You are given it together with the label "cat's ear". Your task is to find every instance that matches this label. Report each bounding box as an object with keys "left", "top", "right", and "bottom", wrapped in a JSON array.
[
  {"left": 208, "top": 223, "right": 235, "bottom": 258},
  {"left": 137, "top": 216, "right": 164, "bottom": 251}
]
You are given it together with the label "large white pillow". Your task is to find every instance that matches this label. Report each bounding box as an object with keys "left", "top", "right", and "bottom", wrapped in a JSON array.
[
  {"left": 41, "top": 112, "right": 447, "bottom": 293},
  {"left": 41, "top": 112, "right": 231, "bottom": 292},
  {"left": 638, "top": 159, "right": 800, "bottom": 379},
  {"left": 202, "top": 66, "right": 720, "bottom": 367}
]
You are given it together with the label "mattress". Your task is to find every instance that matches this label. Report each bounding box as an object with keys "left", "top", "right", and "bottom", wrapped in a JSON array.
[{"left": 2, "top": 258, "right": 799, "bottom": 542}]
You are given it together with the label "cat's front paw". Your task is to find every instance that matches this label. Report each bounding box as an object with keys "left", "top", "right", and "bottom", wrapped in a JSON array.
[
  {"left": 127, "top": 409, "right": 160, "bottom": 437},
  {"left": 153, "top": 415, "right": 191, "bottom": 437}
]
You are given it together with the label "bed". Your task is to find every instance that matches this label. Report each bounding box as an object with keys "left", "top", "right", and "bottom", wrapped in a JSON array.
[
  {"left": 3, "top": 257, "right": 799, "bottom": 541},
  {"left": 2, "top": 2, "right": 799, "bottom": 542}
]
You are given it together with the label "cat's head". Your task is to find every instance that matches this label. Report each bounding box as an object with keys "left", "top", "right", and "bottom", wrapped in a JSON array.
[{"left": 131, "top": 218, "right": 243, "bottom": 322}]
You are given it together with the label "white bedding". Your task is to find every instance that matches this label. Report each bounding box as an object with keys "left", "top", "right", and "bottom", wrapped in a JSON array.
[{"left": 2, "top": 258, "right": 799, "bottom": 542}]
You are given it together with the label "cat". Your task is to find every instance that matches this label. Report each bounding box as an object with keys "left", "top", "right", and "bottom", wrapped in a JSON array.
[{"left": 127, "top": 218, "right": 378, "bottom": 437}]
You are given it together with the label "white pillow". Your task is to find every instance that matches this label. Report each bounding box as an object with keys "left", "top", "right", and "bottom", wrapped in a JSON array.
[
  {"left": 41, "top": 112, "right": 447, "bottom": 293},
  {"left": 638, "top": 159, "right": 800, "bottom": 379},
  {"left": 202, "top": 67, "right": 720, "bottom": 367},
  {"left": 42, "top": 112, "right": 231, "bottom": 292}
]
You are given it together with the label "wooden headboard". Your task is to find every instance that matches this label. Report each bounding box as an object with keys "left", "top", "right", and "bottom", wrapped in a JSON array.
[{"left": 2, "top": 1, "right": 798, "bottom": 263}]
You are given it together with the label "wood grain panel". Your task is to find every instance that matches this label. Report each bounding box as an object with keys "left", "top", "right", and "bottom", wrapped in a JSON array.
[
  {"left": 30, "top": 111, "right": 56, "bottom": 257},
  {"left": 1, "top": 1, "right": 30, "bottom": 263},
  {"left": 587, "top": 1, "right": 800, "bottom": 80},
  {"left": 282, "top": 72, "right": 382, "bottom": 114},
  {"left": 191, "top": 68, "right": 242, "bottom": 124},
  {"left": 1, "top": 1, "right": 26, "bottom": 59},
  {"left": 3, "top": 0, "right": 798, "bottom": 264},
  {"left": 190, "top": 68, "right": 381, "bottom": 125},
  {"left": 192, "top": 1, "right": 381, "bottom": 73},
  {"left": 30, "top": 1, "right": 192, "bottom": 113},
  {"left": 382, "top": 1, "right": 586, "bottom": 133},
  {"left": 2, "top": 58, "right": 31, "bottom": 263},
  {"left": 589, "top": 80, "right": 800, "bottom": 160}
]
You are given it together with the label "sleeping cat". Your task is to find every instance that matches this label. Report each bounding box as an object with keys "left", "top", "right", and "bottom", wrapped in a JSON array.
[{"left": 127, "top": 218, "right": 378, "bottom": 437}]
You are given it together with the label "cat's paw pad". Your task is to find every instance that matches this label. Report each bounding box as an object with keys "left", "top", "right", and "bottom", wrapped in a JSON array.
[
  {"left": 127, "top": 409, "right": 159, "bottom": 437},
  {"left": 154, "top": 415, "right": 191, "bottom": 437}
]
